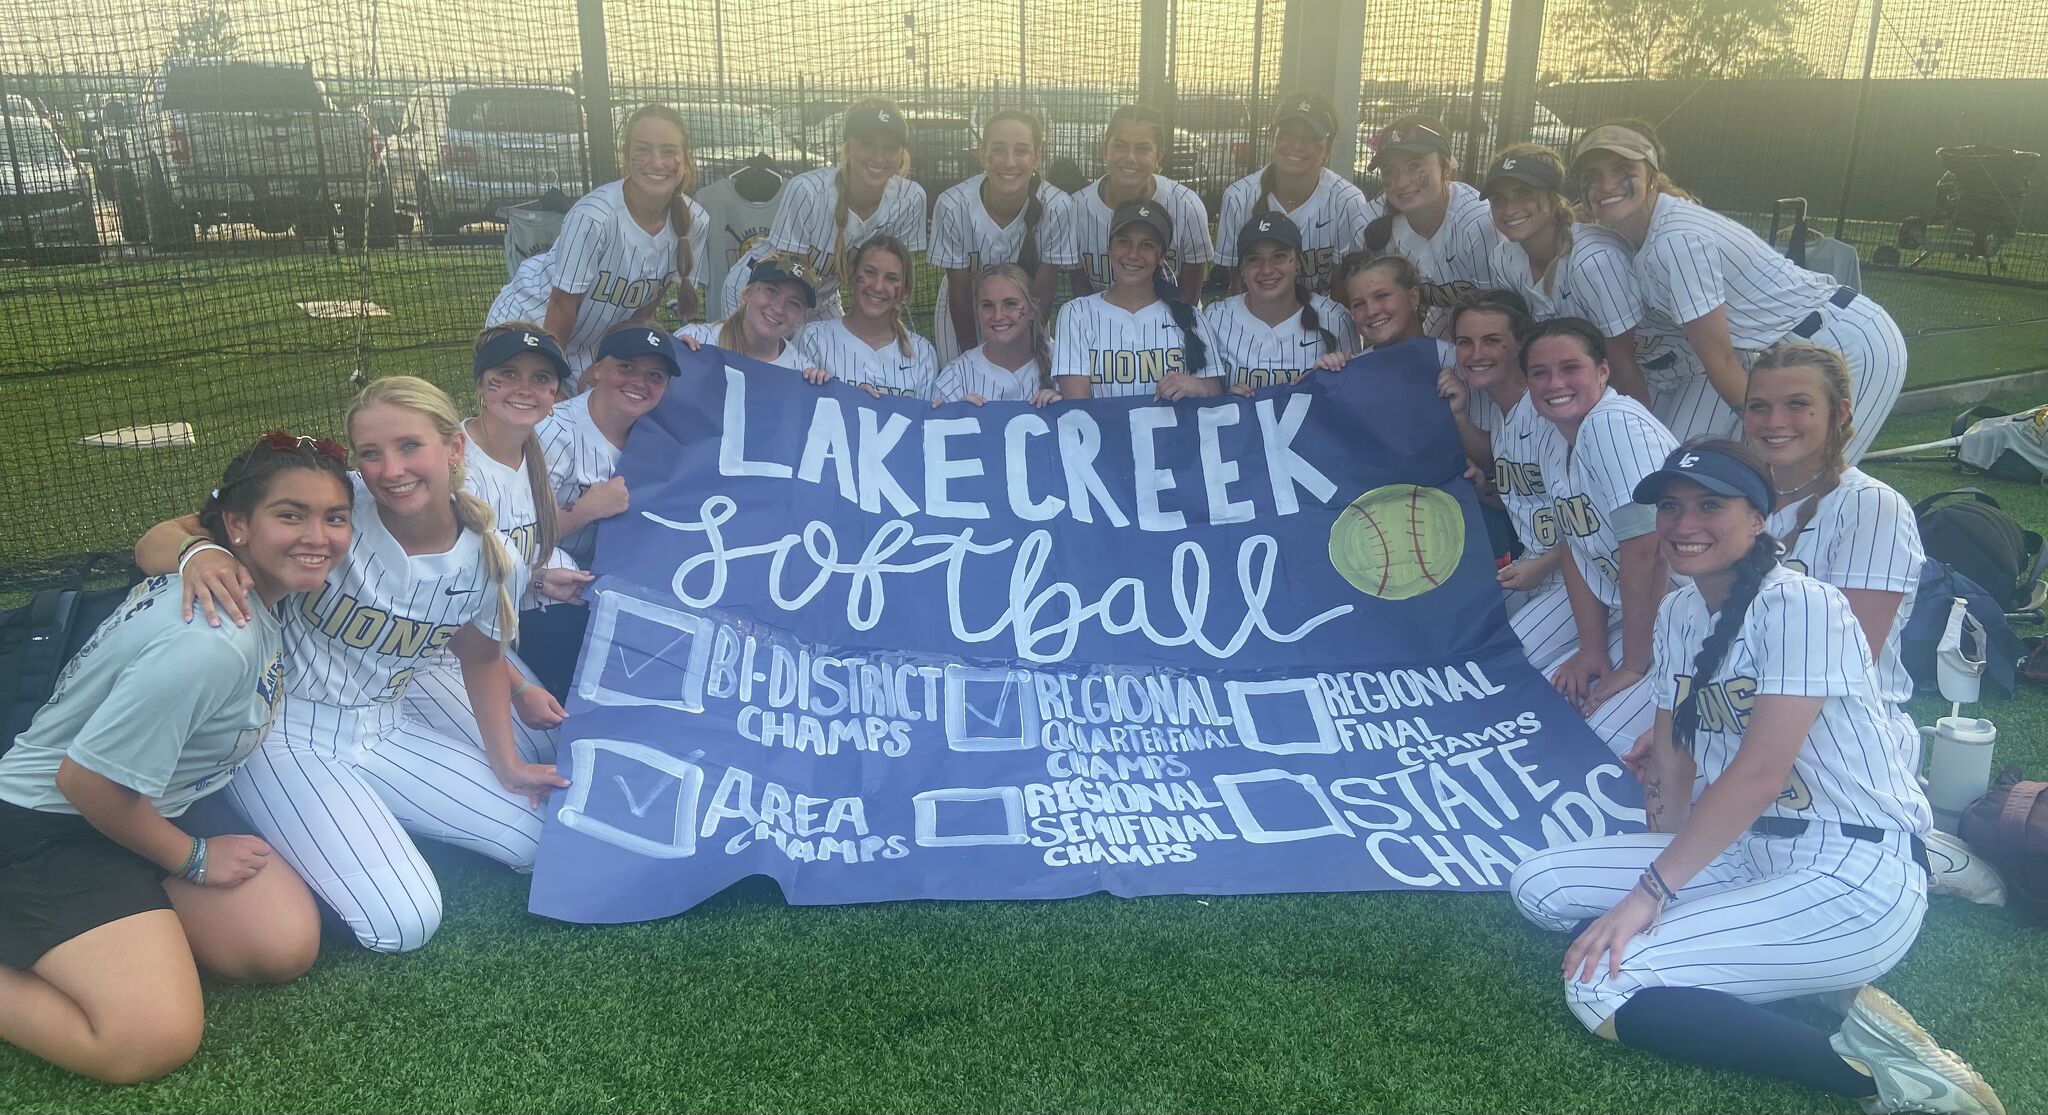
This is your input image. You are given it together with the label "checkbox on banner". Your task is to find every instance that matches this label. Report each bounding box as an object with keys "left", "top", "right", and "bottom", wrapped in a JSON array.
[
  {"left": 578, "top": 591, "right": 715, "bottom": 713},
  {"left": 1226, "top": 677, "right": 1340, "bottom": 755},
  {"left": 912, "top": 786, "right": 1028, "bottom": 847},
  {"left": 1213, "top": 770, "right": 1354, "bottom": 844},
  {"left": 943, "top": 665, "right": 1038, "bottom": 752},
  {"left": 556, "top": 738, "right": 705, "bottom": 859}
]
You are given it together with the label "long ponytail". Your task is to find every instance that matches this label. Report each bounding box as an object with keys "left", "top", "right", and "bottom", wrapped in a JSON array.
[
  {"left": 982, "top": 110, "right": 1048, "bottom": 280},
  {"left": 1671, "top": 533, "right": 1779, "bottom": 751},
  {"left": 619, "top": 104, "right": 698, "bottom": 296},
  {"left": 1152, "top": 270, "right": 1208, "bottom": 376},
  {"left": 976, "top": 263, "right": 1051, "bottom": 389},
  {"left": 1293, "top": 275, "right": 1338, "bottom": 354},
  {"left": 472, "top": 322, "right": 562, "bottom": 573}
]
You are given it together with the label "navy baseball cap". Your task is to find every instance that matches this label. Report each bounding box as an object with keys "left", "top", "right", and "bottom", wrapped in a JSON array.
[
  {"left": 598, "top": 327, "right": 680, "bottom": 376},
  {"left": 1238, "top": 212, "right": 1303, "bottom": 253},
  {"left": 1369, "top": 120, "right": 1454, "bottom": 170},
  {"left": 1632, "top": 444, "right": 1772, "bottom": 513},
  {"left": 1110, "top": 198, "right": 1173, "bottom": 244},
  {"left": 473, "top": 327, "right": 569, "bottom": 381},
  {"left": 843, "top": 102, "right": 909, "bottom": 146},
  {"left": 1272, "top": 97, "right": 1335, "bottom": 140},
  {"left": 748, "top": 254, "right": 819, "bottom": 307},
  {"left": 1482, "top": 151, "right": 1566, "bottom": 198}
]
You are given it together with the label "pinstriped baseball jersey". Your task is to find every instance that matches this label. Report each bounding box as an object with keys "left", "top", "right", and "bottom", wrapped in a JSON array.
[
  {"left": 284, "top": 473, "right": 513, "bottom": 710},
  {"left": 1636, "top": 196, "right": 1838, "bottom": 348},
  {"left": 1652, "top": 566, "right": 1932, "bottom": 833},
  {"left": 1387, "top": 181, "right": 1499, "bottom": 337},
  {"left": 696, "top": 175, "right": 784, "bottom": 321},
  {"left": 459, "top": 419, "right": 575, "bottom": 579},
  {"left": 1072, "top": 176, "right": 1215, "bottom": 291},
  {"left": 674, "top": 321, "right": 813, "bottom": 370},
  {"left": 798, "top": 318, "right": 939, "bottom": 400},
  {"left": 1766, "top": 468, "right": 1923, "bottom": 707},
  {"left": 1214, "top": 167, "right": 1382, "bottom": 293},
  {"left": 722, "top": 167, "right": 929, "bottom": 321},
  {"left": 1489, "top": 224, "right": 1643, "bottom": 338},
  {"left": 928, "top": 174, "right": 1079, "bottom": 363},
  {"left": 933, "top": 347, "right": 1046, "bottom": 403},
  {"left": 1545, "top": 388, "right": 1678, "bottom": 609},
  {"left": 1052, "top": 294, "right": 1222, "bottom": 398},
  {"left": 487, "top": 180, "right": 709, "bottom": 381},
  {"left": 1493, "top": 393, "right": 1567, "bottom": 560},
  {"left": 536, "top": 394, "right": 620, "bottom": 569},
  {"left": 1201, "top": 292, "right": 1357, "bottom": 389}
]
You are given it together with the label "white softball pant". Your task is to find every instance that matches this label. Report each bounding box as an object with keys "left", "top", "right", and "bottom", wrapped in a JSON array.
[
  {"left": 1527, "top": 606, "right": 1656, "bottom": 757},
  {"left": 1790, "top": 291, "right": 1907, "bottom": 465},
  {"left": 1510, "top": 826, "right": 1926, "bottom": 1031},
  {"left": 223, "top": 696, "right": 543, "bottom": 953},
  {"left": 401, "top": 649, "right": 557, "bottom": 767}
]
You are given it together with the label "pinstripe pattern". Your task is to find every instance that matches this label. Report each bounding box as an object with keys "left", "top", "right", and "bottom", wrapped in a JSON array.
[
  {"left": 1214, "top": 168, "right": 1382, "bottom": 294},
  {"left": 487, "top": 180, "right": 709, "bottom": 383},
  {"left": 674, "top": 321, "right": 813, "bottom": 370},
  {"left": 1802, "top": 294, "right": 1908, "bottom": 464},
  {"left": 536, "top": 394, "right": 621, "bottom": 569},
  {"left": 1072, "top": 176, "right": 1215, "bottom": 293},
  {"left": 1493, "top": 394, "right": 1568, "bottom": 570},
  {"left": 696, "top": 176, "right": 784, "bottom": 321},
  {"left": 1511, "top": 582, "right": 1578, "bottom": 668},
  {"left": 1545, "top": 390, "right": 1678, "bottom": 610},
  {"left": 1636, "top": 324, "right": 1745, "bottom": 444},
  {"left": 933, "top": 347, "right": 1045, "bottom": 403},
  {"left": 927, "top": 174, "right": 1079, "bottom": 363},
  {"left": 798, "top": 318, "right": 940, "bottom": 400},
  {"left": 720, "top": 167, "right": 930, "bottom": 321},
  {"left": 1490, "top": 225, "right": 1643, "bottom": 339},
  {"left": 1387, "top": 181, "right": 1499, "bottom": 338},
  {"left": 1767, "top": 469, "right": 1923, "bottom": 709},
  {"left": 1051, "top": 293, "right": 1222, "bottom": 398},
  {"left": 1201, "top": 292, "right": 1357, "bottom": 389}
]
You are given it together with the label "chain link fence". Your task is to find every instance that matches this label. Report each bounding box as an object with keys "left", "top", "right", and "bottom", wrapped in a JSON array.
[{"left": 0, "top": 0, "right": 2042, "bottom": 591}]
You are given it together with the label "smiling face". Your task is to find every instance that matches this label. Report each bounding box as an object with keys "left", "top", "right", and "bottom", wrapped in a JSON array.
[
  {"left": 223, "top": 467, "right": 353, "bottom": 599},
  {"left": 1341, "top": 266, "right": 1421, "bottom": 347},
  {"left": 981, "top": 117, "right": 1042, "bottom": 195},
  {"left": 1655, "top": 477, "right": 1766, "bottom": 582},
  {"left": 1382, "top": 150, "right": 1450, "bottom": 216},
  {"left": 1270, "top": 118, "right": 1329, "bottom": 178},
  {"left": 845, "top": 134, "right": 905, "bottom": 195},
  {"left": 476, "top": 352, "right": 560, "bottom": 433},
  {"left": 1454, "top": 308, "right": 1520, "bottom": 393},
  {"left": 590, "top": 353, "right": 670, "bottom": 420},
  {"left": 1488, "top": 179, "right": 1550, "bottom": 245},
  {"left": 741, "top": 279, "right": 811, "bottom": 342},
  {"left": 849, "top": 245, "right": 909, "bottom": 322},
  {"left": 1102, "top": 121, "right": 1163, "bottom": 189},
  {"left": 349, "top": 402, "right": 458, "bottom": 518},
  {"left": 1576, "top": 149, "right": 1653, "bottom": 227},
  {"left": 624, "top": 115, "right": 687, "bottom": 200},
  {"left": 1240, "top": 239, "right": 1301, "bottom": 300},
  {"left": 1108, "top": 224, "right": 1166, "bottom": 292},
  {"left": 1523, "top": 333, "right": 1610, "bottom": 429},
  {"left": 976, "top": 272, "right": 1034, "bottom": 347},
  {"left": 1744, "top": 362, "right": 1847, "bottom": 480}
]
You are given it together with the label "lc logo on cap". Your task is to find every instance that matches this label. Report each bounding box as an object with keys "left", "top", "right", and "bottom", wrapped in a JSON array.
[
  {"left": 1296, "top": 99, "right": 1313, "bottom": 111},
  {"left": 1678, "top": 452, "right": 1701, "bottom": 468},
  {"left": 1501, "top": 157, "right": 1518, "bottom": 169},
  {"left": 522, "top": 332, "right": 541, "bottom": 347},
  {"left": 1257, "top": 218, "right": 1273, "bottom": 232},
  {"left": 877, "top": 110, "right": 893, "bottom": 122},
  {"left": 646, "top": 331, "right": 660, "bottom": 345}
]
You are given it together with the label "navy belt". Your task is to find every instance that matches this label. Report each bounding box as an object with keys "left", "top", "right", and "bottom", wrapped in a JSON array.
[
  {"left": 1750, "top": 815, "right": 1928, "bottom": 873},
  {"left": 1642, "top": 351, "right": 1678, "bottom": 371},
  {"left": 1790, "top": 286, "right": 1858, "bottom": 339}
]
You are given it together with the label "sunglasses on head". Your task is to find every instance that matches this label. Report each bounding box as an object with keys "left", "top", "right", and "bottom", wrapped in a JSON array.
[{"left": 256, "top": 430, "right": 349, "bottom": 462}]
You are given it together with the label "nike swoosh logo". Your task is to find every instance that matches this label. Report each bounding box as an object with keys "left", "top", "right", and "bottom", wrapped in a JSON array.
[
  {"left": 1516, "top": 430, "right": 1534, "bottom": 439},
  {"left": 444, "top": 586, "right": 482, "bottom": 595},
  {"left": 1298, "top": 338, "right": 1321, "bottom": 347},
  {"left": 1313, "top": 218, "right": 1331, "bottom": 229}
]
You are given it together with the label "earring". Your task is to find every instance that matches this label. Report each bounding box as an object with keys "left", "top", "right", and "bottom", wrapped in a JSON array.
[{"left": 233, "top": 536, "right": 245, "bottom": 545}]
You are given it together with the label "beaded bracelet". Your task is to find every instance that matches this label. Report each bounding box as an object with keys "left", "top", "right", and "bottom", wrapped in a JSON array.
[{"left": 179, "top": 836, "right": 209, "bottom": 885}]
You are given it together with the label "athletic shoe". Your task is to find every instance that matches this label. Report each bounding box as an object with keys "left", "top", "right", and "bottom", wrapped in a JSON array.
[
  {"left": 1831, "top": 986, "right": 2004, "bottom": 1115},
  {"left": 1924, "top": 831, "right": 2007, "bottom": 906}
]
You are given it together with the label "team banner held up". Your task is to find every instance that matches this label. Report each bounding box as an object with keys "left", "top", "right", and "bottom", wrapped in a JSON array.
[{"left": 528, "top": 340, "right": 1639, "bottom": 924}]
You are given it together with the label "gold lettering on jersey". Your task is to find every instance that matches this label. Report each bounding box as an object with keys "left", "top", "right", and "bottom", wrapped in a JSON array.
[
  {"left": 502, "top": 521, "right": 540, "bottom": 563},
  {"left": 1530, "top": 506, "right": 1560, "bottom": 548},
  {"left": 1084, "top": 249, "right": 1181, "bottom": 287},
  {"left": 1493, "top": 459, "right": 1545, "bottom": 498},
  {"left": 1670, "top": 672, "right": 1759, "bottom": 735},
  {"left": 1783, "top": 557, "right": 1809, "bottom": 575},
  {"left": 863, "top": 383, "right": 925, "bottom": 398},
  {"left": 590, "top": 272, "right": 661, "bottom": 309},
  {"left": 1556, "top": 494, "right": 1602, "bottom": 537},
  {"left": 1089, "top": 348, "right": 1186, "bottom": 385},
  {"left": 1303, "top": 245, "right": 1336, "bottom": 291},
  {"left": 1420, "top": 278, "right": 1477, "bottom": 312},
  {"left": 300, "top": 586, "right": 464, "bottom": 662},
  {"left": 1238, "top": 368, "right": 1306, "bottom": 388},
  {"left": 375, "top": 616, "right": 436, "bottom": 658},
  {"left": 1778, "top": 769, "right": 1813, "bottom": 810}
]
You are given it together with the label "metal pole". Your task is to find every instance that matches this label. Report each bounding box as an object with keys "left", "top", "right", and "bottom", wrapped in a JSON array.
[
  {"left": 577, "top": 0, "right": 616, "bottom": 183},
  {"left": 1465, "top": 0, "right": 1493, "bottom": 174},
  {"left": 1832, "top": 0, "right": 1885, "bottom": 239},
  {"left": 1250, "top": 0, "right": 1266, "bottom": 97},
  {"left": 1331, "top": 1, "right": 1363, "bottom": 178},
  {"left": 1497, "top": 0, "right": 1545, "bottom": 151},
  {"left": 1018, "top": 0, "right": 1028, "bottom": 85},
  {"left": 714, "top": 0, "right": 728, "bottom": 105},
  {"left": 1139, "top": 0, "right": 1169, "bottom": 105}
]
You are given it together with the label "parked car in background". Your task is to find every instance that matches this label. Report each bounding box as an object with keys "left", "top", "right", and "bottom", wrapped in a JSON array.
[
  {"left": 1410, "top": 93, "right": 1576, "bottom": 167},
  {"left": 122, "top": 61, "right": 384, "bottom": 247},
  {"left": 1174, "top": 96, "right": 1259, "bottom": 204},
  {"left": 0, "top": 112, "right": 99, "bottom": 260},
  {"left": 671, "top": 101, "right": 815, "bottom": 184},
  {"left": 385, "top": 83, "right": 587, "bottom": 236}
]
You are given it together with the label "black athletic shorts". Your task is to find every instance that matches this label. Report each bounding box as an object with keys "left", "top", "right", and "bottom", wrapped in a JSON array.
[{"left": 0, "top": 798, "right": 177, "bottom": 970}]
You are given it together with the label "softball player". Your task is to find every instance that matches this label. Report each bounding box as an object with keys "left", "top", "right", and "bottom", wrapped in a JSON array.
[
  {"left": 1316, "top": 253, "right": 1471, "bottom": 421},
  {"left": 1369, "top": 117, "right": 1499, "bottom": 336},
  {"left": 1480, "top": 145, "right": 1651, "bottom": 407},
  {"left": 1573, "top": 120, "right": 1906, "bottom": 462},
  {"left": 928, "top": 110, "right": 1077, "bottom": 365},
  {"left": 1052, "top": 199, "right": 1221, "bottom": 400},
  {"left": 1510, "top": 439, "right": 2003, "bottom": 1115},
  {"left": 139, "top": 377, "right": 569, "bottom": 955},
  {"left": 798, "top": 235, "right": 939, "bottom": 400},
  {"left": 1213, "top": 94, "right": 1380, "bottom": 296},
  {"left": 1069, "top": 105, "right": 1214, "bottom": 303},
  {"left": 932, "top": 264, "right": 1060, "bottom": 406},
  {"left": 677, "top": 255, "right": 825, "bottom": 375},
  {"left": 1203, "top": 213, "right": 1355, "bottom": 394},
  {"left": 1747, "top": 342, "right": 1924, "bottom": 711},
  {"left": 720, "top": 100, "right": 929, "bottom": 323},
  {"left": 487, "top": 104, "right": 711, "bottom": 385},
  {"left": 0, "top": 436, "right": 343, "bottom": 1082},
  {"left": 1525, "top": 318, "right": 1677, "bottom": 756}
]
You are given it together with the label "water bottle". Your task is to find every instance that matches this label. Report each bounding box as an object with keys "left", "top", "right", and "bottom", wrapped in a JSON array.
[{"left": 1922, "top": 716, "right": 1997, "bottom": 833}]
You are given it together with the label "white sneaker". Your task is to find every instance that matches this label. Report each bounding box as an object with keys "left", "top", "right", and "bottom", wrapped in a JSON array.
[
  {"left": 1924, "top": 831, "right": 2007, "bottom": 906},
  {"left": 1831, "top": 986, "right": 2004, "bottom": 1115}
]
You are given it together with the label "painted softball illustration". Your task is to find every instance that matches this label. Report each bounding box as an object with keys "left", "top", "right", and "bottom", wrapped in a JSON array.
[{"left": 1328, "top": 483, "right": 1465, "bottom": 600}]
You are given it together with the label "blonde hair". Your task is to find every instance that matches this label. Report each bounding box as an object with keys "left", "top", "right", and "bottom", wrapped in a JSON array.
[
  {"left": 849, "top": 234, "right": 916, "bottom": 359},
  {"left": 471, "top": 322, "right": 563, "bottom": 575},
  {"left": 618, "top": 104, "right": 699, "bottom": 298},
  {"left": 1489, "top": 142, "right": 1577, "bottom": 294},
  {"left": 833, "top": 97, "right": 910, "bottom": 292},
  {"left": 346, "top": 375, "right": 517, "bottom": 644},
  {"left": 975, "top": 263, "right": 1052, "bottom": 389},
  {"left": 1750, "top": 341, "right": 1856, "bottom": 545}
]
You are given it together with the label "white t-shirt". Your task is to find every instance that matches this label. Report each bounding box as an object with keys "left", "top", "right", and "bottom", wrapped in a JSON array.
[
  {"left": 1201, "top": 292, "right": 1357, "bottom": 389},
  {"left": 1489, "top": 224, "right": 1644, "bottom": 339},
  {"left": 1214, "top": 167, "right": 1381, "bottom": 294},
  {"left": 1051, "top": 293, "right": 1223, "bottom": 398},
  {"left": 696, "top": 174, "right": 785, "bottom": 321},
  {"left": 1765, "top": 467, "right": 1923, "bottom": 708},
  {"left": 933, "top": 346, "right": 1047, "bottom": 403},
  {"left": 927, "top": 174, "right": 1079, "bottom": 364},
  {"left": 722, "top": 167, "right": 930, "bottom": 321},
  {"left": 1544, "top": 388, "right": 1678, "bottom": 610},
  {"left": 1387, "top": 180, "right": 1498, "bottom": 338},
  {"left": 798, "top": 317, "right": 940, "bottom": 400},
  {"left": 1071, "top": 176, "right": 1216, "bottom": 293}
]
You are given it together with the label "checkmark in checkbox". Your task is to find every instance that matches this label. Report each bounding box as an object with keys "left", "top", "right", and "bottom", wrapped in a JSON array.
[{"left": 943, "top": 665, "right": 1039, "bottom": 752}]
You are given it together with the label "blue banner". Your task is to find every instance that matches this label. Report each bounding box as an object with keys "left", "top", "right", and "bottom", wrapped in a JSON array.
[{"left": 528, "top": 338, "right": 1639, "bottom": 924}]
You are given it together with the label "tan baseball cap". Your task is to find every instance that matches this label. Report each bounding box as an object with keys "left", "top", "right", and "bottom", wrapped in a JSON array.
[{"left": 1572, "top": 123, "right": 1661, "bottom": 170}]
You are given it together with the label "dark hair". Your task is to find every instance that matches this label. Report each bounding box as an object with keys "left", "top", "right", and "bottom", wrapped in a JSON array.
[
  {"left": 1665, "top": 437, "right": 1779, "bottom": 752},
  {"left": 1150, "top": 270, "right": 1208, "bottom": 376},
  {"left": 1580, "top": 118, "right": 1700, "bottom": 204},
  {"left": 1101, "top": 104, "right": 1171, "bottom": 158},
  {"left": 1240, "top": 237, "right": 1339, "bottom": 354},
  {"left": 1252, "top": 91, "right": 1336, "bottom": 223},
  {"left": 1362, "top": 211, "right": 1395, "bottom": 254},
  {"left": 1450, "top": 288, "right": 1532, "bottom": 342},
  {"left": 198, "top": 434, "right": 352, "bottom": 551},
  {"left": 1518, "top": 316, "right": 1608, "bottom": 373},
  {"left": 618, "top": 104, "right": 698, "bottom": 287},
  {"left": 982, "top": 110, "right": 1049, "bottom": 279}
]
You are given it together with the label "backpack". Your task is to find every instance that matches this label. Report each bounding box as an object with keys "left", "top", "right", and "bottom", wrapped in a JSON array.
[
  {"left": 0, "top": 582, "right": 135, "bottom": 757},
  {"left": 1958, "top": 765, "right": 2048, "bottom": 924},
  {"left": 1954, "top": 403, "right": 2048, "bottom": 484},
  {"left": 1913, "top": 488, "right": 2048, "bottom": 613},
  {"left": 1902, "top": 559, "right": 2022, "bottom": 696}
]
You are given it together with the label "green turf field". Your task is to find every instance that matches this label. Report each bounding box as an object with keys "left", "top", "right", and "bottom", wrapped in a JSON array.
[{"left": 3, "top": 382, "right": 2046, "bottom": 1113}]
